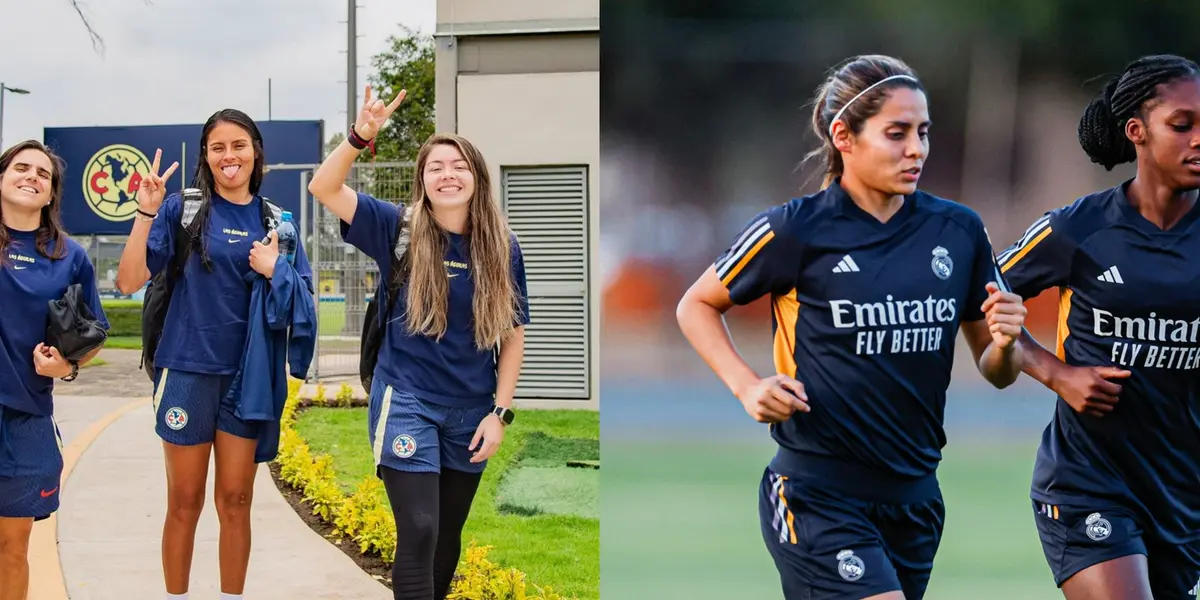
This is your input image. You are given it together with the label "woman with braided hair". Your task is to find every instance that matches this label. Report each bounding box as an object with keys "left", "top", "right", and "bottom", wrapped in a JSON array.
[{"left": 998, "top": 54, "right": 1200, "bottom": 598}]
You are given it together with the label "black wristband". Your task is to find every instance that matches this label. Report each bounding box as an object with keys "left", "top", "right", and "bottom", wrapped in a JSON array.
[
  {"left": 136, "top": 208, "right": 157, "bottom": 219},
  {"left": 347, "top": 126, "right": 372, "bottom": 150}
]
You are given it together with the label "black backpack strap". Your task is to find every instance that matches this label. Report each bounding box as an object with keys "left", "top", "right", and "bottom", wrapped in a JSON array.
[
  {"left": 380, "top": 202, "right": 412, "bottom": 324},
  {"left": 168, "top": 188, "right": 205, "bottom": 279}
]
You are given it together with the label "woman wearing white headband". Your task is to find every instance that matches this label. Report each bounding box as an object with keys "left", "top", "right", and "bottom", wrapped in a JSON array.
[{"left": 676, "top": 54, "right": 1028, "bottom": 600}]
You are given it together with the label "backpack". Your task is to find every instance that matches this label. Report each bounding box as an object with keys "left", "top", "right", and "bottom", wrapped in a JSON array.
[
  {"left": 140, "top": 188, "right": 284, "bottom": 380},
  {"left": 359, "top": 201, "right": 412, "bottom": 391}
]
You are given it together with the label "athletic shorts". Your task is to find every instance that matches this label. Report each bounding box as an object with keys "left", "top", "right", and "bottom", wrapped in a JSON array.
[
  {"left": 759, "top": 450, "right": 946, "bottom": 600},
  {"left": 152, "top": 367, "right": 260, "bottom": 445},
  {"left": 1033, "top": 499, "right": 1200, "bottom": 595},
  {"left": 366, "top": 377, "right": 494, "bottom": 476},
  {"left": 0, "top": 404, "right": 64, "bottom": 520}
]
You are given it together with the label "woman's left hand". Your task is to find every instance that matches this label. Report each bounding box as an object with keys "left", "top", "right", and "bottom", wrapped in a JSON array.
[
  {"left": 250, "top": 231, "right": 279, "bottom": 279},
  {"left": 33, "top": 343, "right": 73, "bottom": 378},
  {"left": 469, "top": 413, "right": 505, "bottom": 463}
]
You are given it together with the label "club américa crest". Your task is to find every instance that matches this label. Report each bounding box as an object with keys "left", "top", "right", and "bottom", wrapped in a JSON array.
[
  {"left": 164, "top": 406, "right": 188, "bottom": 431},
  {"left": 392, "top": 434, "right": 417, "bottom": 458},
  {"left": 931, "top": 246, "right": 953, "bottom": 280}
]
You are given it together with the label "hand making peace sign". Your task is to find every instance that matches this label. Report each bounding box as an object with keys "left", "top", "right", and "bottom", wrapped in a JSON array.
[
  {"left": 352, "top": 84, "right": 407, "bottom": 141},
  {"left": 136, "top": 148, "right": 180, "bottom": 214}
]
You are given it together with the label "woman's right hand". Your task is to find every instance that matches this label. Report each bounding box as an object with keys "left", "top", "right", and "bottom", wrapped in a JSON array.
[
  {"left": 136, "top": 148, "right": 180, "bottom": 214},
  {"left": 352, "top": 84, "right": 407, "bottom": 141},
  {"left": 736, "top": 374, "right": 810, "bottom": 423},
  {"left": 1050, "top": 364, "right": 1130, "bottom": 417}
]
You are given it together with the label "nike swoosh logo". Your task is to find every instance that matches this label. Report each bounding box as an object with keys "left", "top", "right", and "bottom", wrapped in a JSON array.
[
  {"left": 228, "top": 238, "right": 241, "bottom": 243},
  {"left": 40, "top": 487, "right": 57, "bottom": 497},
  {"left": 13, "top": 266, "right": 26, "bottom": 270}
]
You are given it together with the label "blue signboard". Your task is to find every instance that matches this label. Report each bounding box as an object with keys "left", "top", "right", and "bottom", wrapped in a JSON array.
[{"left": 43, "top": 120, "right": 323, "bottom": 235}]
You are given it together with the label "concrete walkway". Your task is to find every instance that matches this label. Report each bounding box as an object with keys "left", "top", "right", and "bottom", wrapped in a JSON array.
[{"left": 30, "top": 395, "right": 391, "bottom": 600}]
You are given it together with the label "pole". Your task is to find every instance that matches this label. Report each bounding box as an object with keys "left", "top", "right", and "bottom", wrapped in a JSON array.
[
  {"left": 347, "top": 0, "right": 356, "bottom": 132},
  {"left": 268, "top": 78, "right": 273, "bottom": 121},
  {"left": 0, "top": 83, "right": 6, "bottom": 151}
]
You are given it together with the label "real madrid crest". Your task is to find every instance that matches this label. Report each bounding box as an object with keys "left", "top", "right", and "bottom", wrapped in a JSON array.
[
  {"left": 931, "top": 246, "right": 953, "bottom": 280},
  {"left": 836, "top": 549, "right": 865, "bottom": 581},
  {"left": 1085, "top": 512, "right": 1111, "bottom": 541}
]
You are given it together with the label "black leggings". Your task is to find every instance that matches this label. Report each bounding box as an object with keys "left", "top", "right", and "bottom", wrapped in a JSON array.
[{"left": 380, "top": 466, "right": 484, "bottom": 600}]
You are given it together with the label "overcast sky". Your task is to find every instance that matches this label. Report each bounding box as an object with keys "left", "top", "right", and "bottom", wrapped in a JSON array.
[{"left": 0, "top": 0, "right": 435, "bottom": 147}]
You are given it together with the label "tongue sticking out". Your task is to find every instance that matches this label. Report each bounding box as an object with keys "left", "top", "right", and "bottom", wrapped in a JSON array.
[{"left": 221, "top": 165, "right": 240, "bottom": 179}]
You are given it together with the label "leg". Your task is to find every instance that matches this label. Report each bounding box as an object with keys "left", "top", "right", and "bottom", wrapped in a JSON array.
[
  {"left": 161, "top": 440, "right": 212, "bottom": 595},
  {"left": 154, "top": 368, "right": 222, "bottom": 595},
  {"left": 0, "top": 517, "right": 33, "bottom": 600},
  {"left": 1031, "top": 500, "right": 1150, "bottom": 600},
  {"left": 1060, "top": 555, "right": 1153, "bottom": 600},
  {"left": 431, "top": 404, "right": 492, "bottom": 600},
  {"left": 368, "top": 385, "right": 446, "bottom": 600},
  {"left": 876, "top": 494, "right": 945, "bottom": 600},
  {"left": 212, "top": 430, "right": 259, "bottom": 595},
  {"left": 380, "top": 467, "right": 440, "bottom": 600},
  {"left": 432, "top": 469, "right": 483, "bottom": 600},
  {"left": 757, "top": 467, "right": 906, "bottom": 600}
]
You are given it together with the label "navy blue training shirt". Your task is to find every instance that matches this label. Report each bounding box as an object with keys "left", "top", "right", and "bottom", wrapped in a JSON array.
[
  {"left": 998, "top": 180, "right": 1200, "bottom": 545},
  {"left": 716, "top": 181, "right": 1004, "bottom": 480},
  {"left": 147, "top": 192, "right": 314, "bottom": 375},
  {"left": 341, "top": 193, "right": 531, "bottom": 408},
  {"left": 0, "top": 228, "right": 109, "bottom": 416}
]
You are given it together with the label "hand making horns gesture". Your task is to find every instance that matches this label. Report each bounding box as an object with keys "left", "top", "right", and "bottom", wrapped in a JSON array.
[{"left": 352, "top": 84, "right": 407, "bottom": 141}]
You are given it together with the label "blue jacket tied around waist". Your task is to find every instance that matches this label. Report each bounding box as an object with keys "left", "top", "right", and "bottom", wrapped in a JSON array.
[{"left": 229, "top": 255, "right": 316, "bottom": 463}]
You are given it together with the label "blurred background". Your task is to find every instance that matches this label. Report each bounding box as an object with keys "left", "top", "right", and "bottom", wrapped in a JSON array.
[{"left": 599, "top": 1, "right": 1200, "bottom": 598}]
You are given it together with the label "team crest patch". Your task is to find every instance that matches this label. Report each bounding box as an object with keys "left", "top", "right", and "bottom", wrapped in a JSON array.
[
  {"left": 164, "top": 407, "right": 188, "bottom": 431},
  {"left": 1085, "top": 512, "right": 1112, "bottom": 541},
  {"left": 392, "top": 434, "right": 417, "bottom": 458},
  {"left": 836, "top": 549, "right": 865, "bottom": 581},
  {"left": 931, "top": 246, "right": 953, "bottom": 280}
]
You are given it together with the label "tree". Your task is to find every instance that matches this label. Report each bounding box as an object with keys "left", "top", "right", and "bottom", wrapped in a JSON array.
[
  {"left": 68, "top": 0, "right": 154, "bottom": 54},
  {"left": 364, "top": 24, "right": 436, "bottom": 163},
  {"left": 325, "top": 132, "right": 346, "bottom": 159}
]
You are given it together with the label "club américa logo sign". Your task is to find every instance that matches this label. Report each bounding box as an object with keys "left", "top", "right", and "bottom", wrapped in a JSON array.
[{"left": 81, "top": 144, "right": 152, "bottom": 222}]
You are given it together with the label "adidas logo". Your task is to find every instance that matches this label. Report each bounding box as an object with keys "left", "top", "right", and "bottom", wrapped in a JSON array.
[
  {"left": 832, "top": 255, "right": 860, "bottom": 273},
  {"left": 1097, "top": 266, "right": 1124, "bottom": 284}
]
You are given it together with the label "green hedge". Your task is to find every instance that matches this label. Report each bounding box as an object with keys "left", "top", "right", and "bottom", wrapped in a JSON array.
[{"left": 101, "top": 300, "right": 142, "bottom": 337}]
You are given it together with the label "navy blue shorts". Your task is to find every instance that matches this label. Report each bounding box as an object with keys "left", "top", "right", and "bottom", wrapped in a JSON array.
[
  {"left": 758, "top": 453, "right": 945, "bottom": 600},
  {"left": 366, "top": 378, "right": 494, "bottom": 476},
  {"left": 0, "top": 404, "right": 63, "bottom": 520},
  {"left": 1033, "top": 499, "right": 1200, "bottom": 594},
  {"left": 152, "top": 367, "right": 260, "bottom": 445}
]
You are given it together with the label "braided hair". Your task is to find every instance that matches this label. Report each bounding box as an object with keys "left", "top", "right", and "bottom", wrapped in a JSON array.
[{"left": 1079, "top": 54, "right": 1200, "bottom": 171}]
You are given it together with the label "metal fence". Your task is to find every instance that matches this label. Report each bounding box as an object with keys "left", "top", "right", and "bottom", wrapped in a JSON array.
[
  {"left": 78, "top": 161, "right": 416, "bottom": 383},
  {"left": 307, "top": 161, "right": 415, "bottom": 380}
]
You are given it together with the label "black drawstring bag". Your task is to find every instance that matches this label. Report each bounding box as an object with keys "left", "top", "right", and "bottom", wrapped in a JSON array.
[{"left": 45, "top": 283, "right": 108, "bottom": 362}]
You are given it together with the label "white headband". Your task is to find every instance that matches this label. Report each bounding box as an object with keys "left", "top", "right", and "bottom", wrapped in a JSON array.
[{"left": 828, "top": 74, "right": 920, "bottom": 138}]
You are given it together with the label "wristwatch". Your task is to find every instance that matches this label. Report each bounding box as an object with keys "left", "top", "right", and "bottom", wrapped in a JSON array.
[
  {"left": 490, "top": 405, "right": 514, "bottom": 426},
  {"left": 61, "top": 361, "right": 79, "bottom": 382}
]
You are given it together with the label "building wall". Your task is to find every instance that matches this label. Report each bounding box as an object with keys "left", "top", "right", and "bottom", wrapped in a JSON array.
[{"left": 435, "top": 0, "right": 600, "bottom": 410}]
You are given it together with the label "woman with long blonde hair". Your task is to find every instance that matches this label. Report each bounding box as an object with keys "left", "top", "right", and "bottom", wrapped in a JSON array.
[{"left": 307, "top": 85, "right": 529, "bottom": 600}]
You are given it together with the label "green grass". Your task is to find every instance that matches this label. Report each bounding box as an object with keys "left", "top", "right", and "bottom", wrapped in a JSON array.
[
  {"left": 295, "top": 406, "right": 600, "bottom": 600},
  {"left": 602, "top": 439, "right": 1060, "bottom": 600},
  {"left": 103, "top": 336, "right": 142, "bottom": 350},
  {"left": 495, "top": 432, "right": 600, "bottom": 519},
  {"left": 318, "top": 301, "right": 346, "bottom": 336}
]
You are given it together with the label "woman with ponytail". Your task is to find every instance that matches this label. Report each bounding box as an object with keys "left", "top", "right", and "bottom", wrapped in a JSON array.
[
  {"left": 676, "top": 55, "right": 1028, "bottom": 600},
  {"left": 997, "top": 54, "right": 1200, "bottom": 599}
]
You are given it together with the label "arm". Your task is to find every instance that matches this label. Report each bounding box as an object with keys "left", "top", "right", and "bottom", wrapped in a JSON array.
[
  {"left": 115, "top": 150, "right": 179, "bottom": 294},
  {"left": 494, "top": 327, "right": 525, "bottom": 410},
  {"left": 677, "top": 206, "right": 809, "bottom": 422},
  {"left": 309, "top": 85, "right": 407, "bottom": 224},
  {"left": 961, "top": 315, "right": 1025, "bottom": 389}
]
